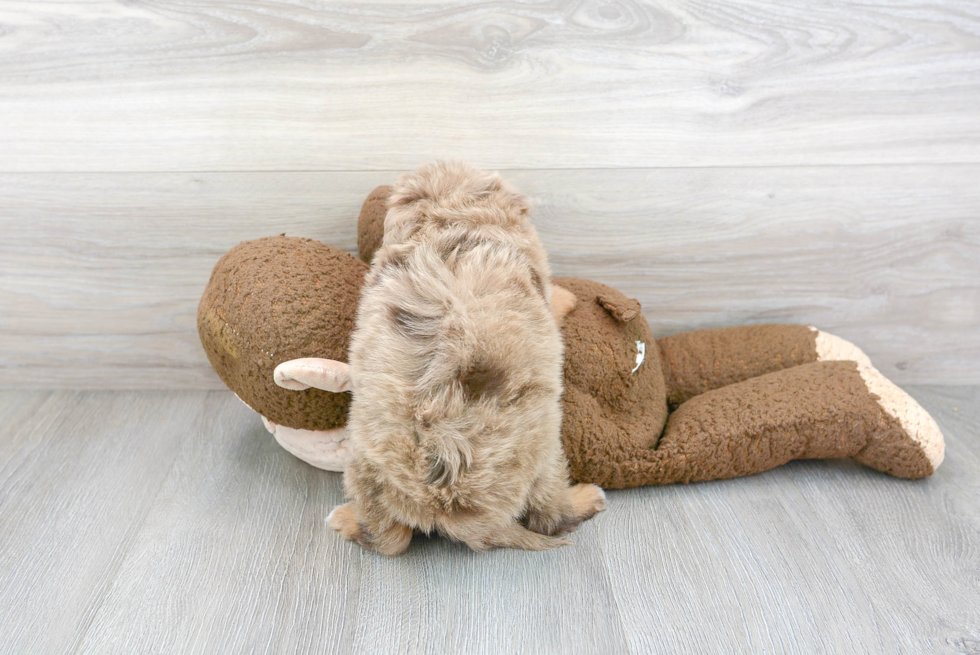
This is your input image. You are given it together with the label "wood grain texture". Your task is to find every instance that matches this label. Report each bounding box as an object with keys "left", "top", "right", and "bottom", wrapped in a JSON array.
[
  {"left": 74, "top": 392, "right": 360, "bottom": 654},
  {"left": 2, "top": 1, "right": 977, "bottom": 650},
  {"left": 599, "top": 384, "right": 980, "bottom": 655},
  {"left": 1, "top": 0, "right": 979, "bottom": 172},
  {"left": 0, "top": 387, "right": 977, "bottom": 654},
  {"left": 0, "top": 172, "right": 377, "bottom": 388},
  {"left": 75, "top": 393, "right": 630, "bottom": 655},
  {"left": 2, "top": 166, "right": 977, "bottom": 388},
  {"left": 0, "top": 391, "right": 200, "bottom": 654}
]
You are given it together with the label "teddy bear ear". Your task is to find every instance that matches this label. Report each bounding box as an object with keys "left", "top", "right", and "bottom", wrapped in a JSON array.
[
  {"left": 358, "top": 185, "right": 392, "bottom": 264},
  {"left": 596, "top": 292, "right": 642, "bottom": 323}
]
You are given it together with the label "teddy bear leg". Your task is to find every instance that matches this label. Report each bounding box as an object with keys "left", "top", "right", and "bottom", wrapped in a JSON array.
[
  {"left": 645, "top": 360, "right": 941, "bottom": 485},
  {"left": 850, "top": 364, "right": 944, "bottom": 477},
  {"left": 656, "top": 324, "right": 872, "bottom": 407},
  {"left": 590, "top": 360, "right": 942, "bottom": 488}
]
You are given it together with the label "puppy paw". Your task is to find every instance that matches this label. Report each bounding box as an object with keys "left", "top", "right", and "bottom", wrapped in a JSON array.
[
  {"left": 374, "top": 523, "right": 413, "bottom": 557},
  {"left": 568, "top": 483, "right": 606, "bottom": 522},
  {"left": 327, "top": 503, "right": 362, "bottom": 542},
  {"left": 328, "top": 504, "right": 413, "bottom": 556},
  {"left": 471, "top": 522, "right": 572, "bottom": 551},
  {"left": 525, "top": 484, "right": 607, "bottom": 536},
  {"left": 524, "top": 508, "right": 570, "bottom": 536}
]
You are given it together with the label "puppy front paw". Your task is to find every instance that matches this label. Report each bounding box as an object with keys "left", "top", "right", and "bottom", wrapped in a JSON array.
[{"left": 523, "top": 507, "right": 570, "bottom": 536}]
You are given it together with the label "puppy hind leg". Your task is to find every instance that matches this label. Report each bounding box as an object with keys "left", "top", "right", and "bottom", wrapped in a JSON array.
[
  {"left": 328, "top": 502, "right": 413, "bottom": 556},
  {"left": 468, "top": 520, "right": 571, "bottom": 552},
  {"left": 523, "top": 463, "right": 606, "bottom": 536},
  {"left": 567, "top": 483, "right": 607, "bottom": 524}
]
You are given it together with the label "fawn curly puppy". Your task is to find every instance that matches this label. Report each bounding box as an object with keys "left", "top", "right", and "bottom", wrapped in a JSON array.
[{"left": 327, "top": 161, "right": 605, "bottom": 555}]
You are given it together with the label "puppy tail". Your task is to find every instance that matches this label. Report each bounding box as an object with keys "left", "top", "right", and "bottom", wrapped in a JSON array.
[{"left": 479, "top": 521, "right": 571, "bottom": 551}]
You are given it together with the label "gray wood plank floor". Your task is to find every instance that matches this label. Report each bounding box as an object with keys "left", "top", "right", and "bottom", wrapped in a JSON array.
[{"left": 1, "top": 388, "right": 977, "bottom": 655}]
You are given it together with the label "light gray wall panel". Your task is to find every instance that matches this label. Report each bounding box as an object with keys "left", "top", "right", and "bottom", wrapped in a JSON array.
[
  {"left": 1, "top": 167, "right": 976, "bottom": 387},
  {"left": 1, "top": 0, "right": 978, "bottom": 171}
]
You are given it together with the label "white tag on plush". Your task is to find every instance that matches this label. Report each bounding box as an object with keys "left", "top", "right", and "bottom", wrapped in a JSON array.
[{"left": 632, "top": 340, "right": 646, "bottom": 374}]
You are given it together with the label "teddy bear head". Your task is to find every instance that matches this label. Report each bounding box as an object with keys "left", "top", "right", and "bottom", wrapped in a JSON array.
[{"left": 198, "top": 235, "right": 365, "bottom": 431}]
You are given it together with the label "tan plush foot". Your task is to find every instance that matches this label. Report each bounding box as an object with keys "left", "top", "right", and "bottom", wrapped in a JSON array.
[
  {"left": 857, "top": 365, "right": 945, "bottom": 471},
  {"left": 551, "top": 285, "right": 578, "bottom": 323},
  {"left": 808, "top": 330, "right": 942, "bottom": 473},
  {"left": 810, "top": 327, "right": 873, "bottom": 367}
]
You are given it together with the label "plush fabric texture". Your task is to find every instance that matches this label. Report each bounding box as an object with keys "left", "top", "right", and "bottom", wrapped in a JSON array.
[
  {"left": 577, "top": 360, "right": 933, "bottom": 488},
  {"left": 657, "top": 324, "right": 819, "bottom": 407},
  {"left": 357, "top": 185, "right": 391, "bottom": 264},
  {"left": 196, "top": 185, "right": 944, "bottom": 487},
  {"left": 551, "top": 277, "right": 669, "bottom": 482},
  {"left": 550, "top": 286, "right": 932, "bottom": 487},
  {"left": 198, "top": 236, "right": 366, "bottom": 431}
]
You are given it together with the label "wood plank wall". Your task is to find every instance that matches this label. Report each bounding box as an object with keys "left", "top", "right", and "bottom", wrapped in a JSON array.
[{"left": 1, "top": 1, "right": 978, "bottom": 388}]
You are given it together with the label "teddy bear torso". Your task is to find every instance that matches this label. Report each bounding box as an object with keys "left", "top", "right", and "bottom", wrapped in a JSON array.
[{"left": 553, "top": 277, "right": 669, "bottom": 485}]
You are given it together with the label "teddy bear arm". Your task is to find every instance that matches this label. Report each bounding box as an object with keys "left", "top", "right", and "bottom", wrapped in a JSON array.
[
  {"left": 628, "top": 360, "right": 941, "bottom": 486},
  {"left": 656, "top": 324, "right": 872, "bottom": 408},
  {"left": 274, "top": 358, "right": 351, "bottom": 392},
  {"left": 260, "top": 416, "right": 350, "bottom": 472}
]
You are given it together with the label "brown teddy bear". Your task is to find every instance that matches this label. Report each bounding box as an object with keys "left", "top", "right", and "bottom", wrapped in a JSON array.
[{"left": 198, "top": 187, "right": 944, "bottom": 488}]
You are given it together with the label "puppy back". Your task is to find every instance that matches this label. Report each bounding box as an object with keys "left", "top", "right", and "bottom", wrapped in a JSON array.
[{"left": 350, "top": 227, "right": 563, "bottom": 500}]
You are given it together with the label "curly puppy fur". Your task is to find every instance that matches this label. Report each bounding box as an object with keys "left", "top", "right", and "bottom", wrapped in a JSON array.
[{"left": 330, "top": 161, "right": 605, "bottom": 555}]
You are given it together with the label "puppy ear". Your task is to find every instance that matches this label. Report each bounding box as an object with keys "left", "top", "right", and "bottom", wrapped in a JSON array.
[
  {"left": 274, "top": 358, "right": 352, "bottom": 392},
  {"left": 596, "top": 292, "right": 641, "bottom": 323}
]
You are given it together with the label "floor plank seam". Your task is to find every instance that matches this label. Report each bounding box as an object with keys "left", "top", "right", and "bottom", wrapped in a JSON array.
[
  {"left": 63, "top": 394, "right": 199, "bottom": 655},
  {"left": 594, "top": 525, "right": 638, "bottom": 655}
]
